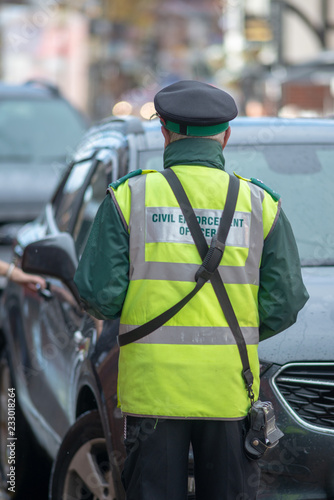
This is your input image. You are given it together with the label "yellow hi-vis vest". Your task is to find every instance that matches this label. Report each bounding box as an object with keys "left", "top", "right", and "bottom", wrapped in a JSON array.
[{"left": 111, "top": 166, "right": 280, "bottom": 420}]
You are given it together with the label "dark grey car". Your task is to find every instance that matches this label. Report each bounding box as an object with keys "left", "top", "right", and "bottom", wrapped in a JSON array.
[
  {"left": 225, "top": 118, "right": 334, "bottom": 499},
  {"left": 0, "top": 79, "right": 86, "bottom": 285},
  {"left": 0, "top": 115, "right": 164, "bottom": 500},
  {"left": 0, "top": 116, "right": 333, "bottom": 499}
]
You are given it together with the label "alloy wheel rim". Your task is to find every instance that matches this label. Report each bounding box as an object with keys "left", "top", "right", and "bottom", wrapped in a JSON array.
[{"left": 63, "top": 437, "right": 114, "bottom": 500}]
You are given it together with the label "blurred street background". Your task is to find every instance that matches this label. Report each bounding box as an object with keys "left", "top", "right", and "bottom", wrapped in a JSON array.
[
  {"left": 0, "top": 0, "right": 334, "bottom": 121},
  {"left": 0, "top": 2, "right": 334, "bottom": 500}
]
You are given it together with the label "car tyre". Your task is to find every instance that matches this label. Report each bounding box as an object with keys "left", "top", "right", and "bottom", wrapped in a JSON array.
[{"left": 50, "top": 410, "right": 116, "bottom": 500}]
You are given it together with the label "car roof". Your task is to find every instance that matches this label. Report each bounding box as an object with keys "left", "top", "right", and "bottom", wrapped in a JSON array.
[
  {"left": 0, "top": 80, "right": 63, "bottom": 99},
  {"left": 72, "top": 115, "right": 334, "bottom": 163},
  {"left": 229, "top": 117, "right": 334, "bottom": 145},
  {"left": 72, "top": 116, "right": 162, "bottom": 163}
]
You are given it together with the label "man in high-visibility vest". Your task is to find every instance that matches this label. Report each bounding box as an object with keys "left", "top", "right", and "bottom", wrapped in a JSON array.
[{"left": 74, "top": 80, "right": 309, "bottom": 500}]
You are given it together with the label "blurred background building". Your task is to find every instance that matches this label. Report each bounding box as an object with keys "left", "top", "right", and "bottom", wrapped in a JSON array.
[{"left": 0, "top": 0, "right": 333, "bottom": 120}]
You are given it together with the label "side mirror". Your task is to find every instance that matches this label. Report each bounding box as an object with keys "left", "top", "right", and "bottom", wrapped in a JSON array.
[{"left": 22, "top": 233, "right": 80, "bottom": 303}]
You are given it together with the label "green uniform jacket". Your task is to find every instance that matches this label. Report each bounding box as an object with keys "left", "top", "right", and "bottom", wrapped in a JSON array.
[{"left": 74, "top": 138, "right": 309, "bottom": 342}]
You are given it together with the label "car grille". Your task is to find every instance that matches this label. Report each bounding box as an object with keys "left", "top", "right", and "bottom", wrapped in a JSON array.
[{"left": 274, "top": 363, "right": 334, "bottom": 432}]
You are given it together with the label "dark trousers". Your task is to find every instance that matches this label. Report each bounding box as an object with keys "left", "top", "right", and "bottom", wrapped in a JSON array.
[{"left": 122, "top": 417, "right": 260, "bottom": 500}]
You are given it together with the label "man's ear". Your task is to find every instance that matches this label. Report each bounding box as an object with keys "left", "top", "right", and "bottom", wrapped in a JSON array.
[
  {"left": 161, "top": 126, "right": 171, "bottom": 147},
  {"left": 222, "top": 126, "right": 231, "bottom": 149}
]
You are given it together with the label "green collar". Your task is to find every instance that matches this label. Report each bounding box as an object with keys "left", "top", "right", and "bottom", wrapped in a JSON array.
[{"left": 163, "top": 138, "right": 225, "bottom": 171}]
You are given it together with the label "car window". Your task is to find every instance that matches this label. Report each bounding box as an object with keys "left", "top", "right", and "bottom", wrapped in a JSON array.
[
  {"left": 225, "top": 144, "right": 334, "bottom": 266},
  {"left": 55, "top": 160, "right": 93, "bottom": 232},
  {"left": 138, "top": 149, "right": 164, "bottom": 171},
  {"left": 73, "top": 161, "right": 110, "bottom": 258},
  {"left": 0, "top": 99, "right": 84, "bottom": 161}
]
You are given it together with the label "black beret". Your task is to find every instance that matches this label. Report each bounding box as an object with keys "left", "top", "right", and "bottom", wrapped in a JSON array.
[{"left": 154, "top": 80, "right": 238, "bottom": 136}]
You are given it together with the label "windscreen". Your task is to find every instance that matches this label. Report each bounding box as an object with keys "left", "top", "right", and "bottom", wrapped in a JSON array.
[
  {"left": 224, "top": 144, "right": 334, "bottom": 266},
  {"left": 0, "top": 98, "right": 85, "bottom": 163}
]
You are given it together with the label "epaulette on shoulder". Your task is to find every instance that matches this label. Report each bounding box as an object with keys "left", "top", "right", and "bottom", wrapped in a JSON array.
[
  {"left": 109, "top": 169, "right": 158, "bottom": 191},
  {"left": 109, "top": 169, "right": 143, "bottom": 190},
  {"left": 234, "top": 172, "right": 280, "bottom": 202}
]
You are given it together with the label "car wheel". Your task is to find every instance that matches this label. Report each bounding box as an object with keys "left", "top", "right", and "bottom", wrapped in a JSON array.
[{"left": 50, "top": 410, "right": 116, "bottom": 500}]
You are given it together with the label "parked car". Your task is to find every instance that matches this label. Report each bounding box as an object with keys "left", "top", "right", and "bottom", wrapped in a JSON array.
[
  {"left": 0, "top": 116, "right": 333, "bottom": 500},
  {"left": 0, "top": 115, "right": 164, "bottom": 500},
  {"left": 225, "top": 118, "right": 334, "bottom": 499},
  {"left": 0, "top": 79, "right": 87, "bottom": 287}
]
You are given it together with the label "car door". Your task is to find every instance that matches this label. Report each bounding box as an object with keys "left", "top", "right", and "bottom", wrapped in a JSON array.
[{"left": 17, "top": 153, "right": 113, "bottom": 453}]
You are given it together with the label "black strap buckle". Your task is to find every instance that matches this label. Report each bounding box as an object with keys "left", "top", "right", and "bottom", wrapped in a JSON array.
[
  {"left": 195, "top": 235, "right": 225, "bottom": 283},
  {"left": 243, "top": 368, "right": 255, "bottom": 403}
]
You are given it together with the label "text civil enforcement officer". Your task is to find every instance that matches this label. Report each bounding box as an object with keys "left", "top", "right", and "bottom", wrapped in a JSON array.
[{"left": 74, "top": 80, "right": 309, "bottom": 500}]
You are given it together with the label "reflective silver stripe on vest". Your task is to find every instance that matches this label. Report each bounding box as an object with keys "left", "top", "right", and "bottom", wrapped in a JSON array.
[
  {"left": 146, "top": 207, "right": 251, "bottom": 247},
  {"left": 244, "top": 183, "right": 264, "bottom": 276},
  {"left": 127, "top": 174, "right": 264, "bottom": 286},
  {"left": 119, "top": 324, "right": 259, "bottom": 345}
]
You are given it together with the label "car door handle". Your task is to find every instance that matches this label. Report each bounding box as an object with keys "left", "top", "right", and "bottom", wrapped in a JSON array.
[
  {"left": 74, "top": 330, "right": 84, "bottom": 344},
  {"left": 36, "top": 282, "right": 53, "bottom": 301},
  {"left": 74, "top": 330, "right": 90, "bottom": 358}
]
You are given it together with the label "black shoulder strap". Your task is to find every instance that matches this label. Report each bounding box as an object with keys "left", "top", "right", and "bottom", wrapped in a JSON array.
[
  {"left": 118, "top": 277, "right": 206, "bottom": 346},
  {"left": 162, "top": 169, "right": 254, "bottom": 398},
  {"left": 118, "top": 169, "right": 239, "bottom": 351}
]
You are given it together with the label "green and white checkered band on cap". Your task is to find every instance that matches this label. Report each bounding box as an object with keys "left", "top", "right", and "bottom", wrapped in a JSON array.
[{"left": 154, "top": 80, "right": 238, "bottom": 137}]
